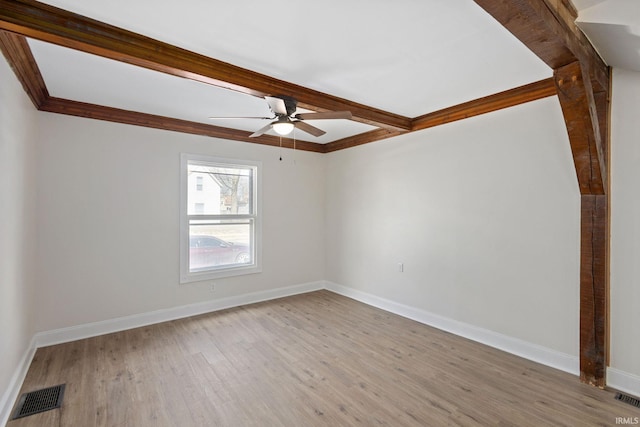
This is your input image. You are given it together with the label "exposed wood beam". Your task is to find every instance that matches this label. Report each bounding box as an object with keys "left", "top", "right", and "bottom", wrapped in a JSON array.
[
  {"left": 474, "top": 0, "right": 611, "bottom": 387},
  {"left": 0, "top": 0, "right": 575, "bottom": 154},
  {"left": 412, "top": 78, "right": 557, "bottom": 132},
  {"left": 0, "top": 28, "right": 46, "bottom": 107},
  {"left": 593, "top": 89, "right": 611, "bottom": 175},
  {"left": 34, "top": 78, "right": 559, "bottom": 156},
  {"left": 554, "top": 62, "right": 605, "bottom": 195},
  {"left": 41, "top": 97, "right": 326, "bottom": 153},
  {"left": 539, "top": 0, "right": 608, "bottom": 93},
  {"left": 324, "top": 129, "right": 405, "bottom": 153},
  {"left": 323, "top": 78, "right": 557, "bottom": 152},
  {"left": 473, "top": 0, "right": 608, "bottom": 91},
  {"left": 0, "top": 0, "right": 411, "bottom": 132},
  {"left": 43, "top": 78, "right": 559, "bottom": 156},
  {"left": 553, "top": 67, "right": 611, "bottom": 383},
  {"left": 473, "top": 0, "right": 574, "bottom": 67},
  {"left": 1, "top": 26, "right": 559, "bottom": 154}
]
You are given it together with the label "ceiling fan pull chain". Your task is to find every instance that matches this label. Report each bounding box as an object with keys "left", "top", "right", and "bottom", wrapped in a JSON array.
[{"left": 279, "top": 135, "right": 283, "bottom": 161}]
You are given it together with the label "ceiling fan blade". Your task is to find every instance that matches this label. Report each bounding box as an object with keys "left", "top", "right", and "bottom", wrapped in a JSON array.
[
  {"left": 294, "top": 111, "right": 352, "bottom": 120},
  {"left": 294, "top": 121, "right": 326, "bottom": 137},
  {"left": 249, "top": 123, "right": 273, "bottom": 138},
  {"left": 209, "top": 116, "right": 272, "bottom": 120},
  {"left": 264, "top": 96, "right": 288, "bottom": 116}
]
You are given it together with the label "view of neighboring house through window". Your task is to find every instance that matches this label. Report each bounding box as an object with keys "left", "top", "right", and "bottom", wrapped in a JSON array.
[{"left": 180, "top": 154, "right": 261, "bottom": 283}]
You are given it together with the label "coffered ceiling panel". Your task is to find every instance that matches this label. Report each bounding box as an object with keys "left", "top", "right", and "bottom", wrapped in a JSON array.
[
  {"left": 34, "top": 0, "right": 551, "bottom": 118},
  {"left": 3, "top": 0, "right": 637, "bottom": 149}
]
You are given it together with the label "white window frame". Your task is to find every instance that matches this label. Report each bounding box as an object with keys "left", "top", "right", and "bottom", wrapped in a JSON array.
[{"left": 180, "top": 153, "right": 262, "bottom": 283}]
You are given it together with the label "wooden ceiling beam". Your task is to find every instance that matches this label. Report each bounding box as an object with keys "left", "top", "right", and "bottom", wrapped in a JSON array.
[
  {"left": 323, "top": 78, "right": 557, "bottom": 152},
  {"left": 324, "top": 129, "right": 405, "bottom": 153},
  {"left": 40, "top": 97, "right": 325, "bottom": 153},
  {"left": 0, "top": 0, "right": 411, "bottom": 132},
  {"left": 412, "top": 78, "right": 557, "bottom": 132},
  {"left": 0, "top": 0, "right": 578, "bottom": 154},
  {"left": 472, "top": 0, "right": 608, "bottom": 91},
  {"left": 0, "top": 29, "right": 46, "bottom": 107},
  {"left": 539, "top": 0, "right": 608, "bottom": 93},
  {"left": 473, "top": 0, "right": 574, "bottom": 67},
  {"left": 1, "top": 23, "right": 559, "bottom": 154}
]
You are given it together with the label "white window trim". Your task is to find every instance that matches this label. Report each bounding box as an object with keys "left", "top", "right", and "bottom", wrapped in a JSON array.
[{"left": 180, "top": 153, "right": 262, "bottom": 283}]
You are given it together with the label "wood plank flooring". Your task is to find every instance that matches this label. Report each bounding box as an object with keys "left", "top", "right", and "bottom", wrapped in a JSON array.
[{"left": 7, "top": 290, "right": 640, "bottom": 426}]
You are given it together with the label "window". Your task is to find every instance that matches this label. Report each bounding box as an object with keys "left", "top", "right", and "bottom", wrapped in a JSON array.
[{"left": 180, "top": 154, "right": 261, "bottom": 283}]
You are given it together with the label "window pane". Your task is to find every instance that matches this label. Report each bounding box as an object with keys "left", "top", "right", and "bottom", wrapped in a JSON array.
[
  {"left": 188, "top": 164, "right": 253, "bottom": 215},
  {"left": 189, "top": 221, "right": 252, "bottom": 271},
  {"left": 181, "top": 154, "right": 260, "bottom": 283}
]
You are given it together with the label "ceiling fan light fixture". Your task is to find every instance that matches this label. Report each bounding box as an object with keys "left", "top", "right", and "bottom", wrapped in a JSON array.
[
  {"left": 216, "top": 95, "right": 346, "bottom": 138},
  {"left": 272, "top": 119, "right": 294, "bottom": 136}
]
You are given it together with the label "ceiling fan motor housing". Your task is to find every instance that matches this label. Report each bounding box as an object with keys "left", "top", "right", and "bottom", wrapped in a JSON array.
[
  {"left": 215, "top": 94, "right": 349, "bottom": 138},
  {"left": 274, "top": 95, "right": 298, "bottom": 116}
]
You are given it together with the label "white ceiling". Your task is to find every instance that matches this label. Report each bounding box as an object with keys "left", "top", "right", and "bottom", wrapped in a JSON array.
[
  {"left": 573, "top": 0, "right": 640, "bottom": 73},
  {"left": 26, "top": 1, "right": 635, "bottom": 143}
]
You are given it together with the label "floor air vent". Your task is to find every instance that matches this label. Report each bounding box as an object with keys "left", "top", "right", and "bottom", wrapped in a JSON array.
[
  {"left": 11, "top": 384, "right": 66, "bottom": 420},
  {"left": 616, "top": 392, "right": 640, "bottom": 408}
]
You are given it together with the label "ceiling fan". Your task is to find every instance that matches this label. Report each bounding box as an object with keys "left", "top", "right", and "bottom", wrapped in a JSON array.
[{"left": 209, "top": 95, "right": 352, "bottom": 138}]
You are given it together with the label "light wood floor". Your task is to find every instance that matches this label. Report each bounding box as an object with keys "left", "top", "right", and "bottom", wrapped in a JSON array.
[{"left": 7, "top": 290, "right": 640, "bottom": 426}]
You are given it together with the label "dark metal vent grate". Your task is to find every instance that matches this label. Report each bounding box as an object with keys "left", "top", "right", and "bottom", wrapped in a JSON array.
[
  {"left": 12, "top": 384, "right": 66, "bottom": 420},
  {"left": 616, "top": 392, "right": 640, "bottom": 408}
]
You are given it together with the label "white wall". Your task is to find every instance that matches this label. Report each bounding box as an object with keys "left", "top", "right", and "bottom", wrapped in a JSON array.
[
  {"left": 325, "top": 97, "right": 581, "bottom": 358},
  {"left": 34, "top": 114, "right": 326, "bottom": 331},
  {"left": 0, "top": 56, "right": 38, "bottom": 418},
  {"left": 610, "top": 68, "right": 640, "bottom": 383}
]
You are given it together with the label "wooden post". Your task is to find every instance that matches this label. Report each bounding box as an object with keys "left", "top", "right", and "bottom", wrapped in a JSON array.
[
  {"left": 580, "top": 195, "right": 607, "bottom": 386},
  {"left": 555, "top": 62, "right": 609, "bottom": 387}
]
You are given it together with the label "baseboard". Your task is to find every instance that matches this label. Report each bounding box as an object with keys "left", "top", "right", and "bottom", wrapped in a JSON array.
[
  {"left": 35, "top": 281, "right": 325, "bottom": 348},
  {"left": 325, "top": 281, "right": 580, "bottom": 376},
  {"left": 0, "top": 336, "right": 37, "bottom": 427},
  {"left": 607, "top": 367, "right": 640, "bottom": 398}
]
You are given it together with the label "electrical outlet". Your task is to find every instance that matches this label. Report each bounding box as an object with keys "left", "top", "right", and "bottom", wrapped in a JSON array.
[{"left": 209, "top": 282, "right": 216, "bottom": 292}]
